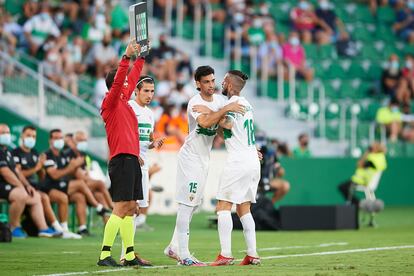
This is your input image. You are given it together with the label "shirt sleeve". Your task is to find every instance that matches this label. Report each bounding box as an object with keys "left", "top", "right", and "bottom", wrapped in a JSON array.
[
  {"left": 12, "top": 149, "right": 21, "bottom": 165},
  {"left": 43, "top": 152, "right": 57, "bottom": 169},
  {"left": 101, "top": 57, "right": 130, "bottom": 111},
  {"left": 125, "top": 58, "right": 145, "bottom": 99},
  {"left": 0, "top": 150, "right": 8, "bottom": 168},
  {"left": 188, "top": 99, "right": 202, "bottom": 121}
]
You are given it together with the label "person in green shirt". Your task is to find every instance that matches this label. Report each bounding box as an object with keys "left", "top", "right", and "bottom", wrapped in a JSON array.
[
  {"left": 292, "top": 133, "right": 312, "bottom": 158},
  {"left": 338, "top": 142, "right": 387, "bottom": 205},
  {"left": 376, "top": 99, "right": 402, "bottom": 142}
]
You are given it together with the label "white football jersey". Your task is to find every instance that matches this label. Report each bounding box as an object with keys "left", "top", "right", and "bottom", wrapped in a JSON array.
[
  {"left": 181, "top": 93, "right": 226, "bottom": 161},
  {"left": 223, "top": 95, "right": 257, "bottom": 154},
  {"left": 128, "top": 100, "right": 155, "bottom": 169}
]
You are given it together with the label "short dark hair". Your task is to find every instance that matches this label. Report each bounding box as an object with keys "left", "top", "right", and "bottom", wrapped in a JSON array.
[
  {"left": 194, "top": 66, "right": 215, "bottom": 82},
  {"left": 49, "top": 129, "right": 62, "bottom": 138},
  {"left": 136, "top": 75, "right": 155, "bottom": 90},
  {"left": 228, "top": 70, "right": 249, "bottom": 81},
  {"left": 105, "top": 68, "right": 118, "bottom": 90},
  {"left": 22, "top": 125, "right": 36, "bottom": 133},
  {"left": 298, "top": 133, "right": 308, "bottom": 141},
  {"left": 65, "top": 133, "right": 73, "bottom": 138}
]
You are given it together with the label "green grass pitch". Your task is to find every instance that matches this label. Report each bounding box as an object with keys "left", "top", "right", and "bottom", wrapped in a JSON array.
[{"left": 1, "top": 207, "right": 413, "bottom": 275}]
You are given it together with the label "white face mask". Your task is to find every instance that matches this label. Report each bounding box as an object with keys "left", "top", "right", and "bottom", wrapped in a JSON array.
[
  {"left": 299, "top": 1, "right": 310, "bottom": 10},
  {"left": 23, "top": 137, "right": 36, "bottom": 149},
  {"left": 253, "top": 19, "right": 262, "bottom": 28},
  {"left": 290, "top": 37, "right": 300, "bottom": 46},
  {"left": 0, "top": 133, "right": 11, "bottom": 146},
  {"left": 319, "top": 1, "right": 329, "bottom": 10},
  {"left": 406, "top": 60, "right": 413, "bottom": 69},
  {"left": 76, "top": 141, "right": 88, "bottom": 152},
  {"left": 53, "top": 139, "right": 64, "bottom": 150},
  {"left": 234, "top": 13, "right": 244, "bottom": 23}
]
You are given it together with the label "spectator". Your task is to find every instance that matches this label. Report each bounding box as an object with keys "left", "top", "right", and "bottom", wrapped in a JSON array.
[
  {"left": 376, "top": 99, "right": 402, "bottom": 142},
  {"left": 23, "top": 2, "right": 61, "bottom": 56},
  {"left": 315, "top": 0, "right": 347, "bottom": 45},
  {"left": 43, "top": 129, "right": 109, "bottom": 235},
  {"left": 282, "top": 32, "right": 314, "bottom": 82},
  {"left": 393, "top": 0, "right": 414, "bottom": 44},
  {"left": 290, "top": 0, "right": 318, "bottom": 44},
  {"left": 293, "top": 133, "right": 312, "bottom": 158},
  {"left": 0, "top": 124, "right": 59, "bottom": 238},
  {"left": 12, "top": 126, "right": 67, "bottom": 236},
  {"left": 402, "top": 54, "right": 414, "bottom": 100},
  {"left": 381, "top": 54, "right": 402, "bottom": 97},
  {"left": 258, "top": 23, "right": 282, "bottom": 77},
  {"left": 338, "top": 142, "right": 387, "bottom": 205},
  {"left": 86, "top": 33, "right": 117, "bottom": 77}
]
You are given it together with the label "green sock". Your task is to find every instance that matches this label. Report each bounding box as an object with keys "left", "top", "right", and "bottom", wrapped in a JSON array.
[
  {"left": 120, "top": 216, "right": 135, "bottom": 261},
  {"left": 99, "top": 214, "right": 122, "bottom": 260}
]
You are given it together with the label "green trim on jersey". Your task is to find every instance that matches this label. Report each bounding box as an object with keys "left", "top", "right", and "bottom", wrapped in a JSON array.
[
  {"left": 138, "top": 123, "right": 152, "bottom": 128},
  {"left": 196, "top": 125, "right": 217, "bottom": 136},
  {"left": 139, "top": 136, "right": 151, "bottom": 142},
  {"left": 223, "top": 129, "right": 233, "bottom": 140}
]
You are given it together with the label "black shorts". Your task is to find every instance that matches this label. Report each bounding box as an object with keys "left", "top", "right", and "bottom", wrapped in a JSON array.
[
  {"left": 44, "top": 180, "right": 69, "bottom": 194},
  {"left": 108, "top": 154, "right": 143, "bottom": 202},
  {"left": 0, "top": 183, "right": 15, "bottom": 200}
]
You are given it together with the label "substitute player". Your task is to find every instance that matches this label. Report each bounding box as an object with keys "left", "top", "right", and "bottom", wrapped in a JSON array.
[
  {"left": 119, "top": 75, "right": 165, "bottom": 266},
  {"left": 211, "top": 70, "right": 261, "bottom": 266},
  {"left": 164, "top": 66, "right": 245, "bottom": 266},
  {"left": 98, "top": 41, "right": 146, "bottom": 267}
]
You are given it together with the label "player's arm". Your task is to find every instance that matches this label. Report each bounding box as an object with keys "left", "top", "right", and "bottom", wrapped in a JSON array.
[
  {"left": 219, "top": 112, "right": 236, "bottom": 130},
  {"left": 125, "top": 43, "right": 147, "bottom": 98},
  {"left": 0, "top": 166, "right": 24, "bottom": 187},
  {"left": 45, "top": 158, "right": 82, "bottom": 180},
  {"left": 148, "top": 132, "right": 165, "bottom": 150},
  {"left": 193, "top": 102, "right": 245, "bottom": 129}
]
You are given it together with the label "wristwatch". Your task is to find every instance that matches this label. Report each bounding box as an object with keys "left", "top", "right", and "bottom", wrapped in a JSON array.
[{"left": 122, "top": 54, "right": 131, "bottom": 60}]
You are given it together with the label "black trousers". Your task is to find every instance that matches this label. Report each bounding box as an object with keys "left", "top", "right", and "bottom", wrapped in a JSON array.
[{"left": 338, "top": 180, "right": 359, "bottom": 205}]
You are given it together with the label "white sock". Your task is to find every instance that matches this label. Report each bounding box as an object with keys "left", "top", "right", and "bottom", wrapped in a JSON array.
[
  {"left": 240, "top": 213, "right": 258, "bottom": 257},
  {"left": 217, "top": 210, "right": 233, "bottom": 257},
  {"left": 135, "top": 214, "right": 146, "bottom": 227},
  {"left": 169, "top": 226, "right": 179, "bottom": 250},
  {"left": 78, "top": 224, "right": 87, "bottom": 231},
  {"left": 96, "top": 204, "right": 103, "bottom": 212},
  {"left": 61, "top": 222, "right": 69, "bottom": 232},
  {"left": 176, "top": 204, "right": 194, "bottom": 260},
  {"left": 52, "top": 221, "right": 63, "bottom": 232}
]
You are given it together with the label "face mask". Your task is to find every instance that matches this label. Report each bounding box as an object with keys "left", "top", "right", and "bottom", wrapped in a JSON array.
[
  {"left": 23, "top": 137, "right": 36, "bottom": 149},
  {"left": 260, "top": 6, "right": 269, "bottom": 15},
  {"left": 391, "top": 107, "right": 399, "bottom": 113},
  {"left": 319, "top": 1, "right": 329, "bottom": 10},
  {"left": 53, "top": 139, "right": 64, "bottom": 150},
  {"left": 290, "top": 37, "right": 300, "bottom": 46},
  {"left": 77, "top": 141, "right": 88, "bottom": 152},
  {"left": 408, "top": 1, "right": 414, "bottom": 10},
  {"left": 406, "top": 60, "right": 413, "bottom": 69},
  {"left": 0, "top": 133, "right": 11, "bottom": 146},
  {"left": 299, "top": 1, "right": 310, "bottom": 10},
  {"left": 253, "top": 19, "right": 262, "bottom": 28},
  {"left": 390, "top": 61, "right": 399, "bottom": 70},
  {"left": 234, "top": 13, "right": 244, "bottom": 23}
]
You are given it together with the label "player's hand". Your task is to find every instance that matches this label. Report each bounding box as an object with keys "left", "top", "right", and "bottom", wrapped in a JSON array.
[
  {"left": 153, "top": 137, "right": 166, "bottom": 149},
  {"left": 36, "top": 153, "right": 46, "bottom": 171},
  {"left": 257, "top": 150, "right": 263, "bottom": 161},
  {"left": 226, "top": 101, "right": 246, "bottom": 115},
  {"left": 149, "top": 163, "right": 161, "bottom": 175},
  {"left": 193, "top": 105, "right": 212, "bottom": 114},
  {"left": 126, "top": 41, "right": 141, "bottom": 58},
  {"left": 138, "top": 156, "right": 144, "bottom": 167},
  {"left": 25, "top": 184, "right": 35, "bottom": 197}
]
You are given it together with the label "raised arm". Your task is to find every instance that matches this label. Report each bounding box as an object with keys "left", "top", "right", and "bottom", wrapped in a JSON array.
[{"left": 126, "top": 58, "right": 145, "bottom": 99}]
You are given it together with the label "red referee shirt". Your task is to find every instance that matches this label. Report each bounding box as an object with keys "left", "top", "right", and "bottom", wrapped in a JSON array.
[{"left": 101, "top": 57, "right": 145, "bottom": 160}]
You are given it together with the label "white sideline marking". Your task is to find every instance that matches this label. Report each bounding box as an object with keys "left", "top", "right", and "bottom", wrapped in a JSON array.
[
  {"left": 34, "top": 245, "right": 414, "bottom": 276},
  {"left": 248, "top": 242, "right": 349, "bottom": 252},
  {"left": 62, "top": 252, "right": 81, "bottom": 254}
]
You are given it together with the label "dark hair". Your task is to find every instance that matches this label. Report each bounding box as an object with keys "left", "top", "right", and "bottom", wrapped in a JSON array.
[
  {"left": 390, "top": 98, "right": 399, "bottom": 106},
  {"left": 298, "top": 133, "right": 308, "bottom": 141},
  {"left": 49, "top": 129, "right": 61, "bottom": 138},
  {"left": 228, "top": 70, "right": 249, "bottom": 81},
  {"left": 22, "top": 125, "right": 36, "bottom": 133},
  {"left": 65, "top": 133, "right": 73, "bottom": 138},
  {"left": 105, "top": 69, "right": 118, "bottom": 90},
  {"left": 194, "top": 66, "right": 215, "bottom": 82},
  {"left": 136, "top": 75, "right": 155, "bottom": 90}
]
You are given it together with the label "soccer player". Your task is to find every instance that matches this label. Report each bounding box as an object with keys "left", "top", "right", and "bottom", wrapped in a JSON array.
[
  {"left": 119, "top": 75, "right": 165, "bottom": 266},
  {"left": 98, "top": 41, "right": 146, "bottom": 267},
  {"left": 12, "top": 126, "right": 66, "bottom": 236},
  {"left": 164, "top": 66, "right": 245, "bottom": 266},
  {"left": 210, "top": 70, "right": 261, "bottom": 266}
]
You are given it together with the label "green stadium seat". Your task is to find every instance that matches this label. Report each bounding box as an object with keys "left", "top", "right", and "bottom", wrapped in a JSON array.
[
  {"left": 304, "top": 44, "right": 318, "bottom": 59},
  {"left": 355, "top": 5, "right": 375, "bottom": 23},
  {"left": 318, "top": 45, "right": 337, "bottom": 60},
  {"left": 376, "top": 6, "right": 396, "bottom": 24}
]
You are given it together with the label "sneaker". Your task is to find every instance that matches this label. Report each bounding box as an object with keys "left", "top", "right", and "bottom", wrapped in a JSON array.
[
  {"left": 136, "top": 223, "right": 154, "bottom": 232},
  {"left": 178, "top": 257, "right": 207, "bottom": 267},
  {"left": 12, "top": 227, "right": 27, "bottom": 238},
  {"left": 120, "top": 254, "right": 152, "bottom": 267},
  {"left": 164, "top": 245, "right": 180, "bottom": 261},
  {"left": 239, "top": 255, "right": 261, "bottom": 265},
  {"left": 38, "top": 228, "right": 62, "bottom": 238},
  {"left": 62, "top": 231, "right": 82, "bottom": 239},
  {"left": 77, "top": 228, "right": 91, "bottom": 236},
  {"left": 210, "top": 254, "right": 234, "bottom": 266},
  {"left": 97, "top": 256, "right": 121, "bottom": 267},
  {"left": 97, "top": 207, "right": 111, "bottom": 217}
]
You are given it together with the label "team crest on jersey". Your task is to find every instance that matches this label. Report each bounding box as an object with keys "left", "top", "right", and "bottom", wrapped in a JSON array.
[
  {"left": 189, "top": 194, "right": 194, "bottom": 201},
  {"left": 61, "top": 158, "right": 66, "bottom": 165}
]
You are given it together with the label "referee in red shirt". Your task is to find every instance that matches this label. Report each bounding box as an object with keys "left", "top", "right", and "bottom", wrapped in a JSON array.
[{"left": 97, "top": 41, "right": 148, "bottom": 267}]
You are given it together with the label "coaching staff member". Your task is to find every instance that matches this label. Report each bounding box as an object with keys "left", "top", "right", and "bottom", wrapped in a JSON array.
[{"left": 97, "top": 41, "right": 147, "bottom": 267}]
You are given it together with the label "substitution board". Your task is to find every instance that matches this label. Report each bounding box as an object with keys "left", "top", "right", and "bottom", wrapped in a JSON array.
[{"left": 129, "top": 2, "right": 149, "bottom": 57}]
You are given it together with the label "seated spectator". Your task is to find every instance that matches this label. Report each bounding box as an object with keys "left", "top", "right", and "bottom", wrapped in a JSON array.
[
  {"left": 336, "top": 32, "right": 359, "bottom": 58},
  {"left": 0, "top": 124, "right": 59, "bottom": 238},
  {"left": 381, "top": 54, "right": 402, "bottom": 97},
  {"left": 43, "top": 129, "right": 109, "bottom": 236},
  {"left": 376, "top": 99, "right": 402, "bottom": 142},
  {"left": 258, "top": 23, "right": 282, "bottom": 77},
  {"left": 338, "top": 142, "right": 387, "bottom": 205},
  {"left": 315, "top": 0, "right": 347, "bottom": 45},
  {"left": 0, "top": 12, "right": 18, "bottom": 56},
  {"left": 23, "top": 2, "right": 61, "bottom": 56},
  {"left": 12, "top": 126, "right": 67, "bottom": 236},
  {"left": 402, "top": 54, "right": 414, "bottom": 100},
  {"left": 282, "top": 32, "right": 314, "bottom": 82},
  {"left": 393, "top": 0, "right": 414, "bottom": 44},
  {"left": 247, "top": 15, "right": 266, "bottom": 46},
  {"left": 290, "top": 0, "right": 318, "bottom": 44},
  {"left": 66, "top": 130, "right": 113, "bottom": 234},
  {"left": 86, "top": 33, "right": 117, "bottom": 78},
  {"left": 293, "top": 133, "right": 312, "bottom": 158}
]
